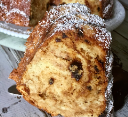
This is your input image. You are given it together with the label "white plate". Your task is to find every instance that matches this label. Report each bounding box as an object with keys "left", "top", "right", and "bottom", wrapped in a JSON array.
[
  {"left": 0, "top": 21, "right": 31, "bottom": 39},
  {"left": 0, "top": 0, "right": 125, "bottom": 51},
  {"left": 105, "top": 0, "right": 125, "bottom": 31}
]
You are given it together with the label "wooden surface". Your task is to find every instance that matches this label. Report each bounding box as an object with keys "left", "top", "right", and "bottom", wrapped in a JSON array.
[
  {"left": 111, "top": 1, "right": 128, "bottom": 116},
  {"left": 111, "top": 5, "right": 128, "bottom": 72},
  {"left": 0, "top": 46, "right": 48, "bottom": 117},
  {"left": 0, "top": 1, "right": 128, "bottom": 117}
]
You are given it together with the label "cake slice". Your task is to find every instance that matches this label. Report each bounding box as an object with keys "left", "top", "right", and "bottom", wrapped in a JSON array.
[{"left": 9, "top": 3, "right": 113, "bottom": 117}]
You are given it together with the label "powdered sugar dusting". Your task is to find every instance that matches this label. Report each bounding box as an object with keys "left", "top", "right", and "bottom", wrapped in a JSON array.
[
  {"left": 6, "top": 8, "right": 27, "bottom": 17},
  {"left": 47, "top": 3, "right": 105, "bottom": 27},
  {"left": 0, "top": 2, "right": 8, "bottom": 12},
  {"left": 0, "top": 0, "right": 30, "bottom": 26},
  {"left": 38, "top": 3, "right": 111, "bottom": 50},
  {"left": 95, "top": 27, "right": 112, "bottom": 49},
  {"left": 0, "top": 1, "right": 8, "bottom": 20}
]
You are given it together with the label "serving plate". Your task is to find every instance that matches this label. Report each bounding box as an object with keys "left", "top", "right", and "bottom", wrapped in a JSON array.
[
  {"left": 0, "top": 0, "right": 125, "bottom": 51},
  {"left": 0, "top": 21, "right": 31, "bottom": 39}
]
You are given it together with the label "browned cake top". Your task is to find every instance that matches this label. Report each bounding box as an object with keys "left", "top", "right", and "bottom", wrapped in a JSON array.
[
  {"left": 50, "top": 0, "right": 114, "bottom": 19},
  {"left": 0, "top": 0, "right": 30, "bottom": 26},
  {"left": 0, "top": 0, "right": 49, "bottom": 26}
]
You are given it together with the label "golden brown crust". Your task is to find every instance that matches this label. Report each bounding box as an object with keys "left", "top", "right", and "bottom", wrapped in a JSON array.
[
  {"left": 0, "top": 0, "right": 8, "bottom": 21},
  {"left": 6, "top": 13, "right": 29, "bottom": 26},
  {"left": 0, "top": 0, "right": 30, "bottom": 26},
  {"left": 9, "top": 3, "right": 112, "bottom": 117},
  {"left": 9, "top": 15, "right": 50, "bottom": 82}
]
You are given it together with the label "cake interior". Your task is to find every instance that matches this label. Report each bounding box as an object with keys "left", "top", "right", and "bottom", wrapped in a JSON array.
[{"left": 30, "top": 0, "right": 49, "bottom": 26}]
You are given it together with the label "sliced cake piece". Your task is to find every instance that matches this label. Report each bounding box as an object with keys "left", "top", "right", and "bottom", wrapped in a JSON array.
[{"left": 9, "top": 3, "right": 113, "bottom": 117}]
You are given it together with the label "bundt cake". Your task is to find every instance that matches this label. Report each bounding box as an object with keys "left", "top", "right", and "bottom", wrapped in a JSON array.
[
  {"left": 0, "top": 0, "right": 49, "bottom": 26},
  {"left": 0, "top": 0, "right": 113, "bottom": 27},
  {"left": 9, "top": 3, "right": 113, "bottom": 117}
]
